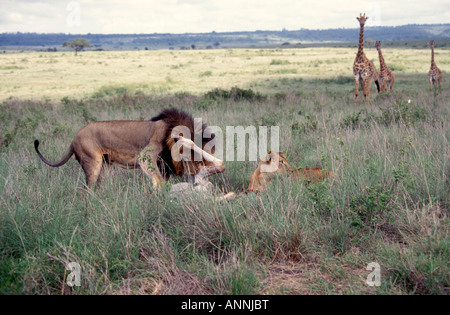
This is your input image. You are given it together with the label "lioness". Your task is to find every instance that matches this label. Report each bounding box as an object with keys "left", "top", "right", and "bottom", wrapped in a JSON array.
[
  {"left": 34, "top": 108, "right": 224, "bottom": 189},
  {"left": 248, "top": 151, "right": 335, "bottom": 192},
  {"left": 248, "top": 151, "right": 292, "bottom": 192},
  {"left": 292, "top": 168, "right": 335, "bottom": 184}
]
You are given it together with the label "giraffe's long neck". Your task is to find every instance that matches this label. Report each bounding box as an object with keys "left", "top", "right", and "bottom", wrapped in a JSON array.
[
  {"left": 431, "top": 46, "right": 435, "bottom": 67},
  {"left": 357, "top": 23, "right": 365, "bottom": 60},
  {"left": 377, "top": 47, "right": 386, "bottom": 70}
]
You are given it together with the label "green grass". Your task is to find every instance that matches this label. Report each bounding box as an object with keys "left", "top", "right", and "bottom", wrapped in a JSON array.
[{"left": 0, "top": 48, "right": 449, "bottom": 295}]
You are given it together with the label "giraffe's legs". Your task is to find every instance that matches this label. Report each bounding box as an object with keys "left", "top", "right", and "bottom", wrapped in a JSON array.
[
  {"left": 354, "top": 75, "right": 360, "bottom": 103},
  {"left": 382, "top": 79, "right": 387, "bottom": 93},
  {"left": 360, "top": 77, "right": 365, "bottom": 102},
  {"left": 390, "top": 74, "right": 395, "bottom": 92},
  {"left": 364, "top": 76, "right": 373, "bottom": 103}
]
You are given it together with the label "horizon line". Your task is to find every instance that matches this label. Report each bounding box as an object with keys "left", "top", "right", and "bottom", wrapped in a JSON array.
[{"left": 2, "top": 22, "right": 450, "bottom": 36}]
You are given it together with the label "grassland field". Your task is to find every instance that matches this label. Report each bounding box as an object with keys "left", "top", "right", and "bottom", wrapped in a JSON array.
[
  {"left": 1, "top": 47, "right": 449, "bottom": 100},
  {"left": 0, "top": 46, "right": 449, "bottom": 295}
]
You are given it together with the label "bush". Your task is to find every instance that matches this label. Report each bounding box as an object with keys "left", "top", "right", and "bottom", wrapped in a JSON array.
[
  {"left": 377, "top": 101, "right": 427, "bottom": 127},
  {"left": 61, "top": 98, "right": 97, "bottom": 124},
  {"left": 204, "top": 88, "right": 231, "bottom": 100},
  {"left": 340, "top": 110, "right": 365, "bottom": 130},
  {"left": 305, "top": 181, "right": 336, "bottom": 218},
  {"left": 204, "top": 87, "right": 266, "bottom": 102},
  {"left": 348, "top": 185, "right": 395, "bottom": 229},
  {"left": 291, "top": 114, "right": 319, "bottom": 133},
  {"left": 270, "top": 59, "right": 291, "bottom": 65}
]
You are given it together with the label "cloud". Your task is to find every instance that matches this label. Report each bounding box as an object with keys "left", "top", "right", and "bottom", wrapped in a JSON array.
[{"left": 0, "top": 0, "right": 449, "bottom": 34}]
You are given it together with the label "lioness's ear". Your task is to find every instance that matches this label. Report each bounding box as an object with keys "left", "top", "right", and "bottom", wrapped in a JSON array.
[{"left": 278, "top": 151, "right": 285, "bottom": 158}]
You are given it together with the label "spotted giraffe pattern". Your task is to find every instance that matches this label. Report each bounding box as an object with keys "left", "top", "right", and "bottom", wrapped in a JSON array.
[
  {"left": 375, "top": 41, "right": 395, "bottom": 92},
  {"left": 428, "top": 40, "right": 442, "bottom": 91},
  {"left": 353, "top": 13, "right": 380, "bottom": 103}
]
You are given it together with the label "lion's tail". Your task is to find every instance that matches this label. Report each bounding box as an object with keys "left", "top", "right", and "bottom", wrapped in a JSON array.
[{"left": 34, "top": 139, "right": 74, "bottom": 167}]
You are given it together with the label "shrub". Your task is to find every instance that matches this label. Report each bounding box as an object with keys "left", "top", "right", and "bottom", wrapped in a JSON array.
[
  {"left": 348, "top": 185, "right": 395, "bottom": 229},
  {"left": 259, "top": 111, "right": 281, "bottom": 127},
  {"left": 230, "top": 87, "right": 266, "bottom": 102},
  {"left": 204, "top": 88, "right": 231, "bottom": 100},
  {"left": 340, "top": 110, "right": 365, "bottom": 130},
  {"left": 291, "top": 114, "right": 319, "bottom": 133},
  {"left": 204, "top": 87, "right": 266, "bottom": 102},
  {"left": 193, "top": 99, "right": 214, "bottom": 110},
  {"left": 62, "top": 98, "right": 97, "bottom": 124},
  {"left": 305, "top": 181, "right": 336, "bottom": 218},
  {"left": 377, "top": 101, "right": 427, "bottom": 127},
  {"left": 270, "top": 59, "right": 291, "bottom": 65},
  {"left": 199, "top": 71, "right": 213, "bottom": 77}
]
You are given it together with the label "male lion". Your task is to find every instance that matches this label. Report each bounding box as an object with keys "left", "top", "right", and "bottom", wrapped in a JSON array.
[
  {"left": 34, "top": 108, "right": 224, "bottom": 189},
  {"left": 247, "top": 151, "right": 335, "bottom": 192}
]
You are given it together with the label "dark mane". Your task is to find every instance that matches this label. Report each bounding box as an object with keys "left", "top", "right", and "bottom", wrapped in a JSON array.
[
  {"left": 150, "top": 108, "right": 215, "bottom": 176},
  {"left": 151, "top": 108, "right": 214, "bottom": 141},
  {"left": 150, "top": 108, "right": 192, "bottom": 125}
]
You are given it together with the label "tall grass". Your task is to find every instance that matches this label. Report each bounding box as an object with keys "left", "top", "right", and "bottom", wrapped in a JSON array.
[{"left": 0, "top": 76, "right": 448, "bottom": 294}]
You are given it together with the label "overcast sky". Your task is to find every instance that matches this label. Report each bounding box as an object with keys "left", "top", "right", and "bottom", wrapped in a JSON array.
[{"left": 1, "top": 0, "right": 449, "bottom": 34}]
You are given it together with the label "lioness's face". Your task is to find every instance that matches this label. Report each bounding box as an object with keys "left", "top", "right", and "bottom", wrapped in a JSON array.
[
  {"left": 258, "top": 151, "right": 291, "bottom": 175},
  {"left": 184, "top": 150, "right": 217, "bottom": 175}
]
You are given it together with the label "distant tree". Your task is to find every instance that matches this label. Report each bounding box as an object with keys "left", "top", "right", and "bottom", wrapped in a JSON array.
[
  {"left": 365, "top": 38, "right": 376, "bottom": 49},
  {"left": 62, "top": 38, "right": 91, "bottom": 56}
]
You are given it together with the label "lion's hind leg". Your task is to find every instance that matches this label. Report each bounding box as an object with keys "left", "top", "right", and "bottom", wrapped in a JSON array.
[
  {"left": 78, "top": 154, "right": 103, "bottom": 190},
  {"left": 96, "top": 154, "right": 113, "bottom": 185}
]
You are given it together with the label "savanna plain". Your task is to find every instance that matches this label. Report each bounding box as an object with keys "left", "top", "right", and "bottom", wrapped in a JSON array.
[{"left": 0, "top": 46, "right": 449, "bottom": 294}]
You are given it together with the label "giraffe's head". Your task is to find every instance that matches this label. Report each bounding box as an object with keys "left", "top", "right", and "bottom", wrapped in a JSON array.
[
  {"left": 375, "top": 41, "right": 381, "bottom": 49},
  {"left": 430, "top": 40, "right": 435, "bottom": 49},
  {"left": 357, "top": 13, "right": 368, "bottom": 26}
]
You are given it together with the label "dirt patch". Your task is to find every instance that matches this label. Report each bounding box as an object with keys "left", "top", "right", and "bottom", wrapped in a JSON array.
[
  {"left": 261, "top": 259, "right": 375, "bottom": 295},
  {"left": 262, "top": 262, "right": 314, "bottom": 294}
]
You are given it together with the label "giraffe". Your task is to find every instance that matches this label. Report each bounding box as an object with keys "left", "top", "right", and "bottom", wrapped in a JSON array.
[
  {"left": 428, "top": 40, "right": 442, "bottom": 91},
  {"left": 375, "top": 41, "right": 395, "bottom": 92},
  {"left": 353, "top": 13, "right": 380, "bottom": 103}
]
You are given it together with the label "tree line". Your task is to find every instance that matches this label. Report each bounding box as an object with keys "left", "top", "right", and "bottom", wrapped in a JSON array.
[{"left": 1, "top": 24, "right": 449, "bottom": 50}]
